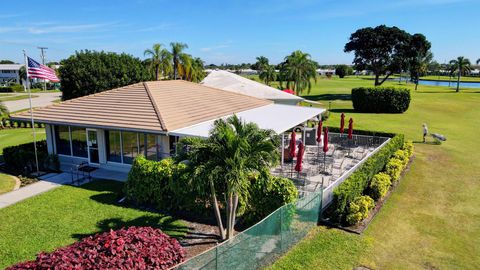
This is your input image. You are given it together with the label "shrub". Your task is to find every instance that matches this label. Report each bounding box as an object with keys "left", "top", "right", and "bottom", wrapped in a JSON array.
[
  {"left": 351, "top": 87, "right": 411, "bottom": 113},
  {"left": 386, "top": 158, "right": 404, "bottom": 182},
  {"left": 7, "top": 227, "right": 185, "bottom": 269},
  {"left": 369, "top": 172, "right": 392, "bottom": 200},
  {"left": 345, "top": 195, "right": 375, "bottom": 225},
  {"left": 3, "top": 141, "right": 59, "bottom": 175},
  {"left": 124, "top": 156, "right": 208, "bottom": 214},
  {"left": 243, "top": 174, "right": 298, "bottom": 226},
  {"left": 332, "top": 134, "right": 404, "bottom": 222},
  {"left": 403, "top": 141, "right": 414, "bottom": 157},
  {"left": 393, "top": 149, "right": 408, "bottom": 166}
]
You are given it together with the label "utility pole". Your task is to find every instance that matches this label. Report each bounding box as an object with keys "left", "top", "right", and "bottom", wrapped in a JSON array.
[{"left": 38, "top": 46, "right": 48, "bottom": 91}]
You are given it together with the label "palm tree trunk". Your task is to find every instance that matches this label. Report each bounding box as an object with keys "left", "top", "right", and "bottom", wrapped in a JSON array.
[
  {"left": 456, "top": 68, "right": 461, "bottom": 92},
  {"left": 210, "top": 180, "right": 226, "bottom": 240},
  {"left": 226, "top": 193, "right": 232, "bottom": 239},
  {"left": 155, "top": 65, "right": 159, "bottom": 81}
]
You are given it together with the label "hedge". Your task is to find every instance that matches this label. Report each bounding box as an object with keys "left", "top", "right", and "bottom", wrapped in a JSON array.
[
  {"left": 345, "top": 195, "right": 375, "bottom": 225},
  {"left": 351, "top": 87, "right": 411, "bottom": 113},
  {"left": 124, "top": 156, "right": 208, "bottom": 214},
  {"left": 7, "top": 227, "right": 185, "bottom": 269},
  {"left": 3, "top": 140, "right": 59, "bottom": 175},
  {"left": 331, "top": 133, "right": 404, "bottom": 222}
]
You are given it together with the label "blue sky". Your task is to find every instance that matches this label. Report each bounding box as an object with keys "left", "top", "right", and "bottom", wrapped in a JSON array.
[{"left": 1, "top": 0, "right": 479, "bottom": 65}]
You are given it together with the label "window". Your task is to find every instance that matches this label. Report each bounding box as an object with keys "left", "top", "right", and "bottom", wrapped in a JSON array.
[
  {"left": 70, "top": 127, "right": 87, "bottom": 158},
  {"left": 145, "top": 134, "right": 158, "bottom": 161},
  {"left": 122, "top": 131, "right": 139, "bottom": 164},
  {"left": 106, "top": 130, "right": 122, "bottom": 163},
  {"left": 54, "top": 125, "right": 71, "bottom": 155}
]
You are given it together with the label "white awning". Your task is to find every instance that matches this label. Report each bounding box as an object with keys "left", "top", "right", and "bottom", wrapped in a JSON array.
[{"left": 170, "top": 104, "right": 325, "bottom": 138}]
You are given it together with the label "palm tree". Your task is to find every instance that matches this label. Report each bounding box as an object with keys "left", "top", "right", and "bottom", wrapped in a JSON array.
[
  {"left": 190, "top": 57, "right": 206, "bottom": 83},
  {"left": 183, "top": 115, "right": 279, "bottom": 240},
  {"left": 280, "top": 50, "right": 318, "bottom": 95},
  {"left": 449, "top": 57, "right": 471, "bottom": 92},
  {"left": 254, "top": 56, "right": 269, "bottom": 72},
  {"left": 0, "top": 101, "right": 9, "bottom": 128},
  {"left": 170, "top": 42, "right": 188, "bottom": 80},
  {"left": 144, "top": 44, "right": 164, "bottom": 80},
  {"left": 410, "top": 51, "right": 433, "bottom": 91},
  {"left": 178, "top": 53, "right": 192, "bottom": 80},
  {"left": 259, "top": 65, "right": 276, "bottom": 85}
]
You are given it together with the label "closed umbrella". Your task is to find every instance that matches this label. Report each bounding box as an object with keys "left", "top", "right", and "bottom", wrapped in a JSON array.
[
  {"left": 348, "top": 118, "right": 353, "bottom": 140},
  {"left": 316, "top": 120, "right": 323, "bottom": 144},
  {"left": 340, "top": 113, "right": 345, "bottom": 134},
  {"left": 323, "top": 127, "right": 329, "bottom": 173},
  {"left": 288, "top": 131, "right": 296, "bottom": 159},
  {"left": 295, "top": 142, "right": 305, "bottom": 174}
]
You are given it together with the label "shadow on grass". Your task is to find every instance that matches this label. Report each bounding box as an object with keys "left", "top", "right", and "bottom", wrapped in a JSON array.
[
  {"left": 412, "top": 141, "right": 441, "bottom": 145},
  {"left": 71, "top": 215, "right": 191, "bottom": 240},
  {"left": 303, "top": 94, "right": 351, "bottom": 101},
  {"left": 329, "top": 108, "right": 357, "bottom": 113}
]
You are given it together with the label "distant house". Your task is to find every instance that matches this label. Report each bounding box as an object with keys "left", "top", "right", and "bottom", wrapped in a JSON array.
[
  {"left": 11, "top": 80, "right": 323, "bottom": 172},
  {"left": 0, "top": 64, "right": 23, "bottom": 84},
  {"left": 201, "top": 70, "right": 304, "bottom": 105}
]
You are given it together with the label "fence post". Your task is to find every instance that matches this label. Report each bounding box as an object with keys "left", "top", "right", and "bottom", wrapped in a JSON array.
[
  {"left": 280, "top": 206, "right": 283, "bottom": 253},
  {"left": 215, "top": 245, "right": 218, "bottom": 270}
]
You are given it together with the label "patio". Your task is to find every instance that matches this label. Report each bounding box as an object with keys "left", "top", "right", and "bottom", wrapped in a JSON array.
[{"left": 271, "top": 131, "right": 389, "bottom": 199}]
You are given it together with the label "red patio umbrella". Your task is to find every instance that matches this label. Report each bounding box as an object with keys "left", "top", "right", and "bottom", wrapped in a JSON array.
[
  {"left": 283, "top": 89, "right": 295, "bottom": 95},
  {"left": 323, "top": 127, "right": 329, "bottom": 153},
  {"left": 316, "top": 120, "right": 323, "bottom": 144},
  {"left": 348, "top": 118, "right": 354, "bottom": 140},
  {"left": 322, "top": 127, "right": 329, "bottom": 173},
  {"left": 295, "top": 142, "right": 305, "bottom": 172},
  {"left": 340, "top": 113, "right": 345, "bottom": 134},
  {"left": 288, "top": 131, "right": 296, "bottom": 158}
]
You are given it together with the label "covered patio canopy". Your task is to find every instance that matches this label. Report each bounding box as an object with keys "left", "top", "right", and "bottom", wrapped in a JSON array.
[{"left": 170, "top": 104, "right": 325, "bottom": 138}]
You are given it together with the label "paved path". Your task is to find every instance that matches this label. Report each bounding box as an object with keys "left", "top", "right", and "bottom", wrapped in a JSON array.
[
  {"left": 0, "top": 173, "right": 69, "bottom": 209},
  {"left": 3, "top": 92, "right": 61, "bottom": 112}
]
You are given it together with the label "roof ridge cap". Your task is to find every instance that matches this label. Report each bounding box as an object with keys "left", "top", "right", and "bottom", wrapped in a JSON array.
[{"left": 143, "top": 81, "right": 168, "bottom": 131}]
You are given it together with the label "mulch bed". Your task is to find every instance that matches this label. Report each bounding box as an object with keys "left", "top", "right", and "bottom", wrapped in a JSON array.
[
  {"left": 320, "top": 155, "right": 415, "bottom": 234},
  {"left": 179, "top": 220, "right": 221, "bottom": 258}
]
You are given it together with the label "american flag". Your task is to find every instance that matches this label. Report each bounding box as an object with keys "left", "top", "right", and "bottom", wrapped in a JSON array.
[{"left": 27, "top": 56, "right": 60, "bottom": 82}]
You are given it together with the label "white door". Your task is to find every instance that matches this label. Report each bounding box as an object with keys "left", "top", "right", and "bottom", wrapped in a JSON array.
[{"left": 86, "top": 129, "right": 99, "bottom": 164}]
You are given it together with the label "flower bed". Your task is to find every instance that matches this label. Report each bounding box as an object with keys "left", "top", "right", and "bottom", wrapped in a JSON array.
[{"left": 7, "top": 226, "right": 185, "bottom": 269}]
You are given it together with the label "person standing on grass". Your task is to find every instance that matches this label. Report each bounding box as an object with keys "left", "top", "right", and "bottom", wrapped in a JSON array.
[{"left": 423, "top": 123, "right": 428, "bottom": 143}]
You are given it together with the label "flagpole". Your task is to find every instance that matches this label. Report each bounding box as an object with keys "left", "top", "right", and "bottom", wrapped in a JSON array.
[{"left": 23, "top": 50, "right": 40, "bottom": 175}]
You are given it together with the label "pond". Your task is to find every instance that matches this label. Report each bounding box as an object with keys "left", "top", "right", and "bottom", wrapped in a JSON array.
[{"left": 417, "top": 79, "right": 480, "bottom": 89}]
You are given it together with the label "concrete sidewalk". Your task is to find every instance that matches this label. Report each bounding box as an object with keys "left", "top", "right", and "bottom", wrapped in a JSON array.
[{"left": 0, "top": 172, "right": 70, "bottom": 209}]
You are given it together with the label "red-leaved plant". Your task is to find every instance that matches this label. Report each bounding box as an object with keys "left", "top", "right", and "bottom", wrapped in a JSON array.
[{"left": 7, "top": 226, "right": 185, "bottom": 270}]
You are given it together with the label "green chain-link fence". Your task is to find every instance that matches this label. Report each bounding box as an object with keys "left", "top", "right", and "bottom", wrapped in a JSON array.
[{"left": 176, "top": 190, "right": 322, "bottom": 270}]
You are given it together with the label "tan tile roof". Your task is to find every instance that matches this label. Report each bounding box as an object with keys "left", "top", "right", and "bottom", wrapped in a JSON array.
[{"left": 11, "top": 80, "right": 272, "bottom": 132}]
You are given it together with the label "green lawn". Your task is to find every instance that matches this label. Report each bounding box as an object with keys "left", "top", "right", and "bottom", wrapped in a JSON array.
[
  {"left": 0, "top": 94, "right": 38, "bottom": 102},
  {"left": 0, "top": 128, "right": 46, "bottom": 155},
  {"left": 0, "top": 172, "right": 16, "bottom": 194},
  {"left": 269, "top": 76, "right": 480, "bottom": 269},
  {"left": 0, "top": 180, "right": 188, "bottom": 269}
]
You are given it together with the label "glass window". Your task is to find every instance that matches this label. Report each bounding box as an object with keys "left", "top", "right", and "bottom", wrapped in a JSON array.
[
  {"left": 145, "top": 134, "right": 158, "bottom": 161},
  {"left": 106, "top": 130, "right": 122, "bottom": 163},
  {"left": 70, "top": 127, "right": 88, "bottom": 158},
  {"left": 122, "top": 131, "right": 139, "bottom": 164},
  {"left": 54, "top": 125, "right": 71, "bottom": 155}
]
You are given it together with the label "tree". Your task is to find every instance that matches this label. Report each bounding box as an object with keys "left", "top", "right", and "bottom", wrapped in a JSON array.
[
  {"left": 449, "top": 57, "right": 471, "bottom": 92},
  {"left": 405, "top": 34, "right": 432, "bottom": 90},
  {"left": 335, "top": 65, "right": 350, "bottom": 78},
  {"left": 477, "top": 59, "right": 480, "bottom": 65},
  {"left": 144, "top": 43, "right": 171, "bottom": 80},
  {"left": 0, "top": 101, "right": 8, "bottom": 128},
  {"left": 183, "top": 115, "right": 279, "bottom": 240},
  {"left": 344, "top": 25, "right": 412, "bottom": 86},
  {"left": 0, "top": 60, "right": 15, "bottom": 64},
  {"left": 59, "top": 50, "right": 152, "bottom": 100},
  {"left": 279, "top": 50, "right": 317, "bottom": 95},
  {"left": 259, "top": 65, "right": 276, "bottom": 85},
  {"left": 190, "top": 57, "right": 206, "bottom": 82},
  {"left": 170, "top": 42, "right": 188, "bottom": 80},
  {"left": 253, "top": 56, "right": 269, "bottom": 71}
]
